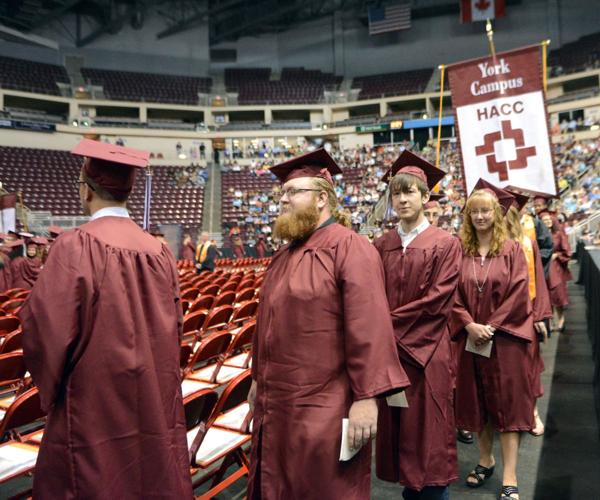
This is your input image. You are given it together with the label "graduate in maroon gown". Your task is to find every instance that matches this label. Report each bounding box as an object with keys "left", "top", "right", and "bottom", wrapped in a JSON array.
[
  {"left": 0, "top": 244, "right": 13, "bottom": 292},
  {"left": 181, "top": 232, "right": 196, "bottom": 261},
  {"left": 247, "top": 149, "right": 410, "bottom": 500},
  {"left": 10, "top": 236, "right": 43, "bottom": 290},
  {"left": 506, "top": 192, "right": 553, "bottom": 437},
  {"left": 255, "top": 233, "right": 267, "bottom": 258},
  {"left": 374, "top": 153, "right": 460, "bottom": 500},
  {"left": 423, "top": 192, "right": 443, "bottom": 227},
  {"left": 19, "top": 139, "right": 193, "bottom": 500},
  {"left": 451, "top": 179, "right": 534, "bottom": 500},
  {"left": 540, "top": 211, "right": 572, "bottom": 331}
]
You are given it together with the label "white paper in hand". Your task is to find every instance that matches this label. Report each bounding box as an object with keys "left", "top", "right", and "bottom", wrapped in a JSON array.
[
  {"left": 466, "top": 337, "right": 493, "bottom": 358},
  {"left": 339, "top": 418, "right": 361, "bottom": 462},
  {"left": 386, "top": 391, "right": 409, "bottom": 408}
]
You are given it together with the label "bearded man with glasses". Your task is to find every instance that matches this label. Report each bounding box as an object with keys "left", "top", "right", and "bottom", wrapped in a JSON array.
[{"left": 247, "top": 148, "right": 409, "bottom": 500}]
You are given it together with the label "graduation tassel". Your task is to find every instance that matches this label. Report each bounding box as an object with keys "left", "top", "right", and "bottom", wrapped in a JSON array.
[{"left": 143, "top": 167, "right": 153, "bottom": 231}]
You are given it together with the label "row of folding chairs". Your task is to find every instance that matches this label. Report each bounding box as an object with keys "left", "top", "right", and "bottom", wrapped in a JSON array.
[
  {"left": 0, "top": 372, "right": 254, "bottom": 499},
  {"left": 180, "top": 320, "right": 254, "bottom": 391},
  {"left": 0, "top": 289, "right": 29, "bottom": 316}
]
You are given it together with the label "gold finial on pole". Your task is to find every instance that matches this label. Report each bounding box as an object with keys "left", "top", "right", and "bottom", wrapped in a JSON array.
[{"left": 486, "top": 19, "right": 496, "bottom": 58}]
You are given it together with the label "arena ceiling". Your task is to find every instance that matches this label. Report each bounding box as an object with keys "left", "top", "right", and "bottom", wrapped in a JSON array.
[{"left": 0, "top": 0, "right": 521, "bottom": 47}]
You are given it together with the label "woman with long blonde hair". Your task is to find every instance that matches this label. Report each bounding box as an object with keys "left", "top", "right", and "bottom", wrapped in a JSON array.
[
  {"left": 451, "top": 180, "right": 535, "bottom": 500},
  {"left": 505, "top": 192, "right": 553, "bottom": 437}
]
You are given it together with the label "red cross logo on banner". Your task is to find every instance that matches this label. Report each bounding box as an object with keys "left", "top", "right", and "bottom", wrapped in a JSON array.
[{"left": 475, "top": 119, "right": 537, "bottom": 181}]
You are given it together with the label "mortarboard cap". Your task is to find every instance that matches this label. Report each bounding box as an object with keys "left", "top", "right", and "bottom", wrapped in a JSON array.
[
  {"left": 470, "top": 178, "right": 515, "bottom": 215},
  {"left": 269, "top": 148, "right": 342, "bottom": 186},
  {"left": 382, "top": 150, "right": 445, "bottom": 190},
  {"left": 30, "top": 236, "right": 49, "bottom": 246},
  {"left": 505, "top": 185, "right": 558, "bottom": 202},
  {"left": 504, "top": 187, "right": 530, "bottom": 212},
  {"left": 47, "top": 225, "right": 63, "bottom": 237},
  {"left": 72, "top": 139, "right": 150, "bottom": 198},
  {"left": 3, "top": 239, "right": 24, "bottom": 249}
]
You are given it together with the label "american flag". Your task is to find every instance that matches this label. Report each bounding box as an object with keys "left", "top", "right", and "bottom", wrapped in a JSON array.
[{"left": 368, "top": 3, "right": 411, "bottom": 35}]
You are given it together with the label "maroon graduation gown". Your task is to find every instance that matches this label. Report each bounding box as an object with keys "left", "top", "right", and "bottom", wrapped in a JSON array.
[
  {"left": 529, "top": 240, "right": 552, "bottom": 398},
  {"left": 182, "top": 241, "right": 196, "bottom": 261},
  {"left": 248, "top": 222, "right": 410, "bottom": 500},
  {"left": 20, "top": 216, "right": 193, "bottom": 500},
  {"left": 10, "top": 256, "right": 42, "bottom": 290},
  {"left": 255, "top": 240, "right": 267, "bottom": 258},
  {"left": 547, "top": 230, "right": 572, "bottom": 308},
  {"left": 0, "top": 255, "right": 12, "bottom": 292},
  {"left": 451, "top": 239, "right": 535, "bottom": 433},
  {"left": 373, "top": 226, "right": 460, "bottom": 491}
]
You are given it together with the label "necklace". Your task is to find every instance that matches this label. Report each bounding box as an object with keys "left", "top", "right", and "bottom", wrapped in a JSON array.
[{"left": 472, "top": 256, "right": 492, "bottom": 293}]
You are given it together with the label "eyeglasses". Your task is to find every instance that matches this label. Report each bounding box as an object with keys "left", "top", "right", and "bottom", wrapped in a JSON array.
[
  {"left": 76, "top": 180, "right": 95, "bottom": 191},
  {"left": 279, "top": 188, "right": 322, "bottom": 198},
  {"left": 468, "top": 208, "right": 493, "bottom": 216}
]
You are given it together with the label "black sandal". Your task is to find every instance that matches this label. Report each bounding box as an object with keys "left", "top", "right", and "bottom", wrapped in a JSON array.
[
  {"left": 500, "top": 485, "right": 519, "bottom": 499},
  {"left": 466, "top": 463, "right": 495, "bottom": 488}
]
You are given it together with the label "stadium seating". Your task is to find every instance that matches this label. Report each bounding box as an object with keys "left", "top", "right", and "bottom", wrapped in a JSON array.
[
  {"left": 352, "top": 68, "right": 433, "bottom": 99},
  {"left": 549, "top": 31, "right": 600, "bottom": 74},
  {"left": 225, "top": 67, "right": 341, "bottom": 104},
  {"left": 0, "top": 56, "right": 69, "bottom": 96},
  {"left": 82, "top": 68, "right": 212, "bottom": 105},
  {"left": 0, "top": 147, "right": 205, "bottom": 228}
]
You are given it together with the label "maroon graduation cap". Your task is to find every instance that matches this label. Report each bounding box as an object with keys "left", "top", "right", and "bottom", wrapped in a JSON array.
[
  {"left": 470, "top": 178, "right": 515, "bottom": 215},
  {"left": 382, "top": 150, "right": 445, "bottom": 190},
  {"left": 47, "top": 225, "right": 63, "bottom": 238},
  {"left": 269, "top": 148, "right": 342, "bottom": 186},
  {"left": 72, "top": 139, "right": 150, "bottom": 198},
  {"left": 504, "top": 187, "right": 530, "bottom": 212}
]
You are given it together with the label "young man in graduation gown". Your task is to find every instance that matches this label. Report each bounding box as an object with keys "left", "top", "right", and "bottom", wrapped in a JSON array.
[
  {"left": 247, "top": 149, "right": 410, "bottom": 500},
  {"left": 423, "top": 193, "right": 443, "bottom": 227},
  {"left": 182, "top": 232, "right": 196, "bottom": 261},
  {"left": 19, "top": 139, "right": 193, "bottom": 500},
  {"left": 374, "top": 151, "right": 461, "bottom": 500}
]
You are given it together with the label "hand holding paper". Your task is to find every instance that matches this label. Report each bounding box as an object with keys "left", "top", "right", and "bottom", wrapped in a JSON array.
[{"left": 347, "top": 397, "right": 377, "bottom": 451}]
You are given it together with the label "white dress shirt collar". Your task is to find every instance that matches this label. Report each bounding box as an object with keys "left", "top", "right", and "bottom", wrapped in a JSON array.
[{"left": 90, "top": 206, "right": 130, "bottom": 221}]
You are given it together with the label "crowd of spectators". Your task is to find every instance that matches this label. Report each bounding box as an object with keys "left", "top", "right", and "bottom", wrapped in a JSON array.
[{"left": 221, "top": 135, "right": 600, "bottom": 254}]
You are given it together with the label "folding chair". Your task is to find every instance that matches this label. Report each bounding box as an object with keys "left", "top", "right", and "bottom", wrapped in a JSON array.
[
  {"left": 181, "top": 288, "right": 200, "bottom": 301},
  {"left": 230, "top": 300, "right": 258, "bottom": 325},
  {"left": 180, "top": 344, "right": 193, "bottom": 371},
  {"left": 0, "top": 295, "right": 10, "bottom": 307},
  {"left": 219, "top": 281, "right": 238, "bottom": 294},
  {"left": 0, "top": 352, "right": 27, "bottom": 394},
  {"left": 211, "top": 370, "right": 253, "bottom": 433},
  {"left": 185, "top": 331, "right": 232, "bottom": 382},
  {"left": 0, "top": 331, "right": 22, "bottom": 354},
  {"left": 236, "top": 279, "right": 255, "bottom": 292},
  {"left": 234, "top": 287, "right": 255, "bottom": 304},
  {"left": 223, "top": 321, "right": 255, "bottom": 369},
  {"left": 182, "top": 310, "right": 209, "bottom": 343},
  {"left": 213, "top": 291, "right": 236, "bottom": 308},
  {"left": 188, "top": 341, "right": 246, "bottom": 386},
  {"left": 1, "top": 299, "right": 25, "bottom": 316},
  {"left": 0, "top": 388, "right": 45, "bottom": 440},
  {"left": 184, "top": 389, "right": 218, "bottom": 435},
  {"left": 181, "top": 299, "right": 191, "bottom": 316},
  {"left": 3, "top": 289, "right": 25, "bottom": 298},
  {"left": 200, "top": 305, "right": 234, "bottom": 336},
  {"left": 188, "top": 295, "right": 214, "bottom": 314},
  {"left": 0, "top": 317, "right": 20, "bottom": 336},
  {"left": 200, "top": 284, "right": 220, "bottom": 297},
  {"left": 12, "top": 291, "right": 29, "bottom": 300},
  {"left": 187, "top": 382, "right": 251, "bottom": 498}
]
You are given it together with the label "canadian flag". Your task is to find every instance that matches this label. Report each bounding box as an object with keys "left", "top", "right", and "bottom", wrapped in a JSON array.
[{"left": 461, "top": 0, "right": 505, "bottom": 23}]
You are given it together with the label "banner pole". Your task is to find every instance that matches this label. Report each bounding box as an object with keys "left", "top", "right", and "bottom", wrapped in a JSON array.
[
  {"left": 486, "top": 19, "right": 496, "bottom": 58},
  {"left": 435, "top": 64, "right": 445, "bottom": 171},
  {"left": 541, "top": 39, "right": 551, "bottom": 93}
]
